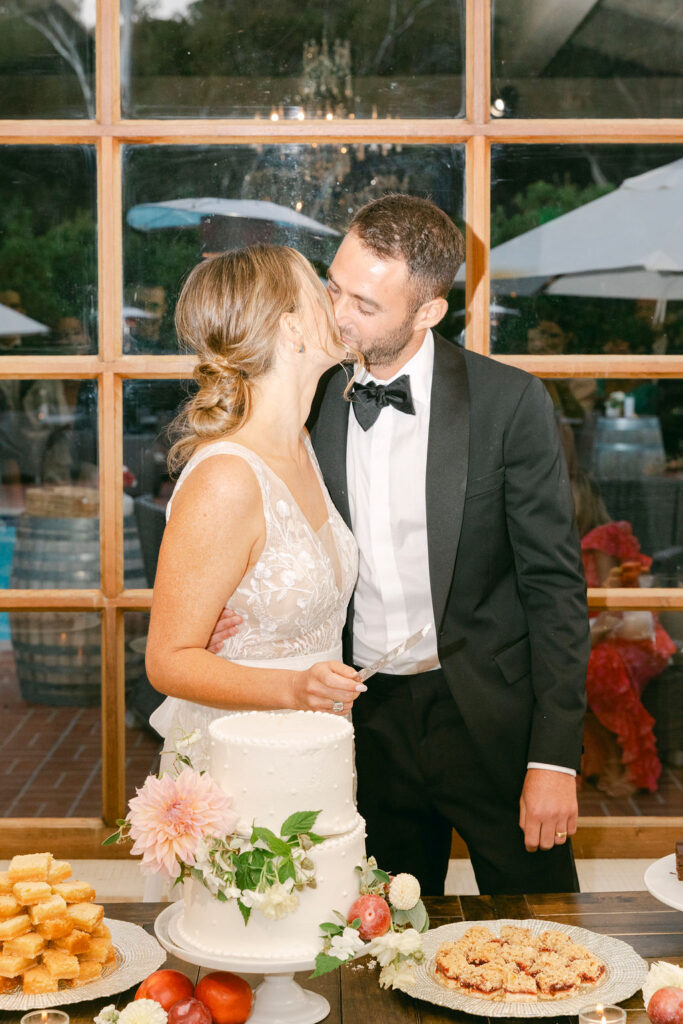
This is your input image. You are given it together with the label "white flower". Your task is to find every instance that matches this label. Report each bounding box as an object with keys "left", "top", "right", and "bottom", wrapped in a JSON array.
[
  {"left": 366, "top": 928, "right": 422, "bottom": 967},
  {"left": 378, "top": 960, "right": 417, "bottom": 990},
  {"left": 240, "top": 888, "right": 266, "bottom": 910},
  {"left": 388, "top": 873, "right": 421, "bottom": 910},
  {"left": 258, "top": 879, "right": 299, "bottom": 920},
  {"left": 280, "top": 569, "right": 297, "bottom": 587},
  {"left": 118, "top": 999, "right": 168, "bottom": 1024},
  {"left": 95, "top": 1006, "right": 120, "bottom": 1024},
  {"left": 329, "top": 926, "right": 366, "bottom": 962},
  {"left": 642, "top": 961, "right": 683, "bottom": 1008},
  {"left": 218, "top": 882, "right": 241, "bottom": 900}
]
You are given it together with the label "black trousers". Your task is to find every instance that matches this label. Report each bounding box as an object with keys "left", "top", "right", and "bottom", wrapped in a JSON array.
[{"left": 352, "top": 667, "right": 580, "bottom": 896}]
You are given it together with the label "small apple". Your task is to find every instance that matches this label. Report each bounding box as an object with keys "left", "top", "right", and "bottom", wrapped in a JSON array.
[
  {"left": 347, "top": 893, "right": 391, "bottom": 940},
  {"left": 647, "top": 987, "right": 683, "bottom": 1024},
  {"left": 167, "top": 998, "right": 212, "bottom": 1024}
]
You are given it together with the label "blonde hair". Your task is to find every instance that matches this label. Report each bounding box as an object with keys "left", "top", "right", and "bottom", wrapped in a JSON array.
[{"left": 168, "top": 245, "right": 338, "bottom": 471}]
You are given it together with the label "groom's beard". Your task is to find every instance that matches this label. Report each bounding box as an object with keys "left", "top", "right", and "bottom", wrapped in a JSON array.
[{"left": 355, "top": 312, "right": 416, "bottom": 369}]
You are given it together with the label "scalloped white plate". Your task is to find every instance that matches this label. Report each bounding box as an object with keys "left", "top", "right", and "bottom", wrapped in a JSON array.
[
  {"left": 0, "top": 918, "right": 166, "bottom": 1012},
  {"left": 392, "top": 918, "right": 648, "bottom": 1017},
  {"left": 644, "top": 854, "right": 683, "bottom": 912}
]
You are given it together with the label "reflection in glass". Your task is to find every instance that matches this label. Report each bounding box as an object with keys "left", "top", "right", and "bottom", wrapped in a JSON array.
[
  {"left": 123, "top": 143, "right": 465, "bottom": 353},
  {"left": 492, "top": 0, "right": 683, "bottom": 118},
  {"left": 0, "top": 2, "right": 95, "bottom": 118},
  {"left": 122, "top": 0, "right": 464, "bottom": 119},
  {"left": 125, "top": 611, "right": 162, "bottom": 801},
  {"left": 0, "top": 147, "right": 97, "bottom": 356},
  {"left": 0, "top": 611, "right": 103, "bottom": 817},
  {"left": 488, "top": 144, "right": 683, "bottom": 355}
]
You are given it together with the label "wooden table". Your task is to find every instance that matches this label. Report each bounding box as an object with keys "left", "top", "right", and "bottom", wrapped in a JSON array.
[{"left": 3, "top": 893, "right": 682, "bottom": 1024}]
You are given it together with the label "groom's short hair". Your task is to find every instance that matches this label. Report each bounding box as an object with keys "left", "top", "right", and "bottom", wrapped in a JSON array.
[{"left": 347, "top": 194, "right": 465, "bottom": 307}]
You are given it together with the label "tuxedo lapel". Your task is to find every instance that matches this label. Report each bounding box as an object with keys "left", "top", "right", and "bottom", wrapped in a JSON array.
[
  {"left": 427, "top": 336, "right": 470, "bottom": 631},
  {"left": 309, "top": 367, "right": 352, "bottom": 529}
]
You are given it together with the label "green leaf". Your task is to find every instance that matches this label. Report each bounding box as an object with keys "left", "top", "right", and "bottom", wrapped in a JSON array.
[
  {"left": 216, "top": 890, "right": 228, "bottom": 902},
  {"left": 278, "top": 860, "right": 297, "bottom": 885},
  {"left": 319, "top": 922, "right": 344, "bottom": 936},
  {"left": 251, "top": 827, "right": 292, "bottom": 858},
  {"left": 101, "top": 831, "right": 120, "bottom": 846},
  {"left": 280, "top": 811, "right": 321, "bottom": 836},
  {"left": 391, "top": 903, "right": 429, "bottom": 933},
  {"left": 372, "top": 868, "right": 391, "bottom": 885},
  {"left": 310, "top": 953, "right": 345, "bottom": 978},
  {"left": 307, "top": 832, "right": 324, "bottom": 846},
  {"left": 349, "top": 917, "right": 361, "bottom": 930},
  {"left": 237, "top": 899, "right": 251, "bottom": 926}
]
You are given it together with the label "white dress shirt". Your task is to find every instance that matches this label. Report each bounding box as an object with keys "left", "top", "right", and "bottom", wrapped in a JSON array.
[{"left": 346, "top": 330, "right": 575, "bottom": 777}]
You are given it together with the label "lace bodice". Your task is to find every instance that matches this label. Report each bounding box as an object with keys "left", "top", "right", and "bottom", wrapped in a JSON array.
[{"left": 166, "top": 434, "right": 358, "bottom": 661}]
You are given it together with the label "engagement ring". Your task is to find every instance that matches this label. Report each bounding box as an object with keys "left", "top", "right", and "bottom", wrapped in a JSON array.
[
  {"left": 332, "top": 701, "right": 344, "bottom": 713},
  {"left": 554, "top": 831, "right": 567, "bottom": 838}
]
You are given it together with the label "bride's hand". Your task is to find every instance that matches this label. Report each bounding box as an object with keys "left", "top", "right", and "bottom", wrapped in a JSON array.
[
  {"left": 290, "top": 661, "right": 367, "bottom": 715},
  {"left": 207, "top": 606, "right": 243, "bottom": 653}
]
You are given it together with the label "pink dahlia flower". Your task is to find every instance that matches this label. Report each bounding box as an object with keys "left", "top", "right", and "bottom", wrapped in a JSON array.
[{"left": 128, "top": 768, "right": 237, "bottom": 879}]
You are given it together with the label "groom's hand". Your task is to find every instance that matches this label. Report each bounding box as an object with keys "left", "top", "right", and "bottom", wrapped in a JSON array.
[
  {"left": 519, "top": 769, "right": 578, "bottom": 852},
  {"left": 207, "top": 607, "right": 243, "bottom": 653}
]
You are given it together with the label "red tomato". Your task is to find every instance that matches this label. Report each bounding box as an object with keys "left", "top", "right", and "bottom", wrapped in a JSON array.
[
  {"left": 135, "top": 969, "right": 195, "bottom": 1010},
  {"left": 195, "top": 971, "right": 253, "bottom": 1024}
]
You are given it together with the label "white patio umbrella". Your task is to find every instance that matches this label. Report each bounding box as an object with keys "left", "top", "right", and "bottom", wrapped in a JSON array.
[
  {"left": 127, "top": 198, "right": 340, "bottom": 236},
  {"left": 0, "top": 302, "right": 49, "bottom": 337},
  {"left": 468, "top": 158, "right": 683, "bottom": 322}
]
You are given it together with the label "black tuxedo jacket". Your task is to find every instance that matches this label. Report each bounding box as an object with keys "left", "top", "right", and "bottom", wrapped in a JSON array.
[{"left": 308, "top": 333, "right": 589, "bottom": 800}]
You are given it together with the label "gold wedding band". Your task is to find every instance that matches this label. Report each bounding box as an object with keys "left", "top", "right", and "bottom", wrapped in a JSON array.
[
  {"left": 332, "top": 701, "right": 344, "bottom": 713},
  {"left": 555, "top": 831, "right": 567, "bottom": 838}
]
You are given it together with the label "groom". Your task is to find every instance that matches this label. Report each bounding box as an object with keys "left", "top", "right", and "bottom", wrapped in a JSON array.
[{"left": 216, "top": 195, "right": 589, "bottom": 895}]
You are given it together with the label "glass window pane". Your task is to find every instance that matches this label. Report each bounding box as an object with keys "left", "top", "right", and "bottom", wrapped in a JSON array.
[
  {"left": 123, "top": 143, "right": 465, "bottom": 353},
  {"left": 489, "top": 144, "right": 683, "bottom": 355},
  {"left": 492, "top": 0, "right": 683, "bottom": 118},
  {"left": 0, "top": 3, "right": 95, "bottom": 119},
  {"left": 121, "top": 1, "right": 464, "bottom": 119},
  {"left": 0, "top": 611, "right": 102, "bottom": 816},
  {"left": 125, "top": 611, "right": 161, "bottom": 800},
  {"left": 0, "top": 147, "right": 97, "bottom": 356}
]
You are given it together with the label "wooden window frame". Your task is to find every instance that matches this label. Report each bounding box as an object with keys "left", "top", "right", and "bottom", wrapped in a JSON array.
[{"left": 0, "top": 0, "right": 681, "bottom": 857}]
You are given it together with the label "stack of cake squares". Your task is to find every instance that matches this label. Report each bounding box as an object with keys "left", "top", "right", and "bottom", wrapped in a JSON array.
[{"left": 0, "top": 853, "right": 115, "bottom": 995}]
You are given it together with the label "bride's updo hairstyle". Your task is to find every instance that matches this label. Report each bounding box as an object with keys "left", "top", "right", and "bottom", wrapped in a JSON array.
[{"left": 168, "top": 244, "right": 338, "bottom": 471}]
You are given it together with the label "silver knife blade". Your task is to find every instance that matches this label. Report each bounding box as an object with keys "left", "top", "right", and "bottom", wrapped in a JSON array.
[{"left": 356, "top": 623, "right": 432, "bottom": 683}]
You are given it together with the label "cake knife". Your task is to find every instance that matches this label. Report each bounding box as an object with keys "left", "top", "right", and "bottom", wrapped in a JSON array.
[{"left": 356, "top": 623, "right": 432, "bottom": 683}]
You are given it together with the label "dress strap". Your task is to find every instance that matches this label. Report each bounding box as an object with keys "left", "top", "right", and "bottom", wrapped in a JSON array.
[{"left": 166, "top": 440, "right": 270, "bottom": 522}]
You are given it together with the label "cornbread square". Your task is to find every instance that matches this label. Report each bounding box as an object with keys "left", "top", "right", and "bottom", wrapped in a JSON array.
[
  {"left": 80, "top": 936, "right": 113, "bottom": 963},
  {"left": 8, "top": 853, "right": 52, "bottom": 882},
  {"left": 104, "top": 947, "right": 117, "bottom": 968},
  {"left": 69, "top": 959, "right": 102, "bottom": 986},
  {"left": 0, "top": 895, "right": 20, "bottom": 920},
  {"left": 3, "top": 931, "right": 46, "bottom": 958},
  {"left": 47, "top": 859, "right": 72, "bottom": 884},
  {"left": 0, "top": 871, "right": 14, "bottom": 895},
  {"left": 0, "top": 913, "right": 32, "bottom": 940},
  {"left": 52, "top": 880, "right": 96, "bottom": 903},
  {"left": 29, "top": 894, "right": 68, "bottom": 924},
  {"left": 23, "top": 964, "right": 59, "bottom": 995},
  {"left": 0, "top": 952, "right": 35, "bottom": 977},
  {"left": 92, "top": 922, "right": 111, "bottom": 939},
  {"left": 0, "top": 975, "right": 19, "bottom": 993},
  {"left": 66, "top": 902, "right": 104, "bottom": 932},
  {"left": 43, "top": 947, "right": 80, "bottom": 979},
  {"left": 12, "top": 881, "right": 53, "bottom": 905},
  {"left": 37, "top": 917, "right": 73, "bottom": 940},
  {"left": 53, "top": 928, "right": 91, "bottom": 954}
]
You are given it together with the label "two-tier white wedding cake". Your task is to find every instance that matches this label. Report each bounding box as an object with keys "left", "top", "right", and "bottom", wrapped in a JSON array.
[{"left": 177, "top": 711, "right": 366, "bottom": 961}]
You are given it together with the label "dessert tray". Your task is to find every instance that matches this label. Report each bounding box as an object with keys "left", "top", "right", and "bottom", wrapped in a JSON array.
[
  {"left": 392, "top": 918, "right": 648, "bottom": 1017},
  {"left": 644, "top": 854, "right": 683, "bottom": 912},
  {"left": 0, "top": 918, "right": 166, "bottom": 1012}
]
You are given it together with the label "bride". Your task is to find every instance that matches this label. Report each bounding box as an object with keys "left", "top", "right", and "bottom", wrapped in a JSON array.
[{"left": 145, "top": 244, "right": 364, "bottom": 769}]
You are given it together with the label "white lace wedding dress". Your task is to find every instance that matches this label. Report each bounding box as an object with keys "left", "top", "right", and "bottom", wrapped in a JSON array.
[{"left": 149, "top": 433, "right": 359, "bottom": 769}]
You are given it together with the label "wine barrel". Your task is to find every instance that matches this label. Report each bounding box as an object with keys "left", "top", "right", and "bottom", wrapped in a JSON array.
[
  {"left": 9, "top": 501, "right": 146, "bottom": 706},
  {"left": 591, "top": 416, "right": 666, "bottom": 478}
]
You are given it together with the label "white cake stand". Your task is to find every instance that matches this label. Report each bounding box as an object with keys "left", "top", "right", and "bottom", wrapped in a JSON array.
[{"left": 154, "top": 903, "right": 330, "bottom": 1024}]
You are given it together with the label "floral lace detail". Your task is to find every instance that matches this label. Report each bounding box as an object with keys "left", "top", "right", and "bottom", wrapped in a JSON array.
[{"left": 166, "top": 436, "right": 358, "bottom": 662}]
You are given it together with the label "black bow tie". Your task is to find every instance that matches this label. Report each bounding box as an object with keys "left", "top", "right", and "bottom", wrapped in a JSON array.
[{"left": 351, "top": 374, "right": 416, "bottom": 431}]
